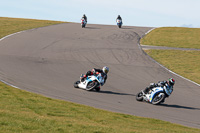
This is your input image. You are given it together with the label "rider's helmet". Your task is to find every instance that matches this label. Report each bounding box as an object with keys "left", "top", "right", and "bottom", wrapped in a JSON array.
[
  {"left": 102, "top": 66, "right": 109, "bottom": 74},
  {"left": 169, "top": 78, "right": 175, "bottom": 86},
  {"left": 118, "top": 15, "right": 120, "bottom": 17},
  {"left": 83, "top": 14, "right": 86, "bottom": 17}
]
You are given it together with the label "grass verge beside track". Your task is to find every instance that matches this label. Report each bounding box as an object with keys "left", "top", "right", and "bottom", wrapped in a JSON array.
[
  {"left": 0, "top": 18, "right": 200, "bottom": 132},
  {"left": 0, "top": 17, "right": 65, "bottom": 39},
  {"left": 1, "top": 82, "right": 199, "bottom": 132},
  {"left": 141, "top": 27, "right": 200, "bottom": 85},
  {"left": 141, "top": 27, "right": 200, "bottom": 49},
  {"left": 145, "top": 50, "right": 200, "bottom": 84}
]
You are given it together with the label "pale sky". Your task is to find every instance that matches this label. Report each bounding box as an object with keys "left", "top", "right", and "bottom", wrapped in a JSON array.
[{"left": 1, "top": 0, "right": 200, "bottom": 27}]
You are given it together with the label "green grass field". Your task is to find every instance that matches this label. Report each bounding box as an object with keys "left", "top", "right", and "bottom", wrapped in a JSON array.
[
  {"left": 0, "top": 17, "right": 65, "bottom": 39},
  {"left": 1, "top": 81, "right": 199, "bottom": 133},
  {"left": 145, "top": 50, "right": 200, "bottom": 84},
  {"left": 141, "top": 27, "right": 200, "bottom": 85},
  {"left": 141, "top": 27, "right": 200, "bottom": 49},
  {"left": 0, "top": 17, "right": 200, "bottom": 132}
]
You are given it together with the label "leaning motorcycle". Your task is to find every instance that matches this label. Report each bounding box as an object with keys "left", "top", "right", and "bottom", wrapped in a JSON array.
[
  {"left": 74, "top": 73, "right": 104, "bottom": 91},
  {"left": 116, "top": 19, "right": 122, "bottom": 28},
  {"left": 81, "top": 18, "right": 86, "bottom": 28},
  {"left": 136, "top": 86, "right": 167, "bottom": 105}
]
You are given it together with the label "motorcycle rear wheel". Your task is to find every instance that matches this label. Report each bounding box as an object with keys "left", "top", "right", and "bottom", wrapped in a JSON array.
[
  {"left": 86, "top": 81, "right": 98, "bottom": 91},
  {"left": 152, "top": 93, "right": 165, "bottom": 105}
]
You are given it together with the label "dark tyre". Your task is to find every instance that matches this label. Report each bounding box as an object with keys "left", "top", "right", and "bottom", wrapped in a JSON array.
[
  {"left": 136, "top": 91, "right": 144, "bottom": 101},
  {"left": 82, "top": 24, "right": 85, "bottom": 28},
  {"left": 152, "top": 93, "right": 165, "bottom": 105},
  {"left": 86, "top": 81, "right": 98, "bottom": 91},
  {"left": 74, "top": 81, "right": 80, "bottom": 88}
]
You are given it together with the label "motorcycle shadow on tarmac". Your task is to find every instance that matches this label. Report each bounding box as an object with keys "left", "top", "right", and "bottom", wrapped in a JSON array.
[
  {"left": 84, "top": 27, "right": 101, "bottom": 29},
  {"left": 158, "top": 104, "right": 200, "bottom": 110},
  {"left": 120, "top": 27, "right": 133, "bottom": 29},
  {"left": 96, "top": 90, "right": 136, "bottom": 96}
]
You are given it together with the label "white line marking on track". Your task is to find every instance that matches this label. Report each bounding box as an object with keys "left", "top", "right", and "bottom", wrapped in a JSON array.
[
  {"left": 0, "top": 31, "right": 25, "bottom": 42},
  {"left": 0, "top": 31, "right": 26, "bottom": 89},
  {"left": 0, "top": 79, "right": 20, "bottom": 89}
]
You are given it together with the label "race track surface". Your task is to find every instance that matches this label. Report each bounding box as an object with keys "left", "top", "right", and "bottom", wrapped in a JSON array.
[{"left": 0, "top": 23, "right": 200, "bottom": 128}]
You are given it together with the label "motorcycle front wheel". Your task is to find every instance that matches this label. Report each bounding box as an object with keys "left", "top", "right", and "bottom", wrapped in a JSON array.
[
  {"left": 136, "top": 91, "right": 144, "bottom": 101},
  {"left": 82, "top": 24, "right": 85, "bottom": 28},
  {"left": 151, "top": 93, "right": 165, "bottom": 105},
  {"left": 74, "top": 81, "right": 80, "bottom": 88}
]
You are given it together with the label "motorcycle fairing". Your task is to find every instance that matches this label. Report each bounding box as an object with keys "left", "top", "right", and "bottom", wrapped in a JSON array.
[{"left": 149, "top": 87, "right": 164, "bottom": 103}]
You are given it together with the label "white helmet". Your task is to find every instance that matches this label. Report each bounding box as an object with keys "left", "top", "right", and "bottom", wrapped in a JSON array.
[{"left": 102, "top": 66, "right": 109, "bottom": 74}]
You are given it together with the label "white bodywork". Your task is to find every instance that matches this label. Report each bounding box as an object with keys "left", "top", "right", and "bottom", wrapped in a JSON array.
[
  {"left": 81, "top": 19, "right": 86, "bottom": 26},
  {"left": 78, "top": 73, "right": 104, "bottom": 90},
  {"left": 117, "top": 19, "right": 122, "bottom": 24}
]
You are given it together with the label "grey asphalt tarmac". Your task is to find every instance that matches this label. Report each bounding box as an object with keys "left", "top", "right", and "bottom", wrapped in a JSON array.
[{"left": 0, "top": 23, "right": 199, "bottom": 128}]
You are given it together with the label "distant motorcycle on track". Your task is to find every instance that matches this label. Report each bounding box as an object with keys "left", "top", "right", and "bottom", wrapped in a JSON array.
[
  {"left": 116, "top": 19, "right": 122, "bottom": 28},
  {"left": 81, "top": 18, "right": 87, "bottom": 28}
]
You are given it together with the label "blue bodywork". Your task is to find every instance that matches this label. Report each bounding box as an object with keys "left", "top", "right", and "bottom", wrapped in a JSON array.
[
  {"left": 86, "top": 74, "right": 103, "bottom": 84},
  {"left": 117, "top": 22, "right": 122, "bottom": 26},
  {"left": 149, "top": 87, "right": 164, "bottom": 103}
]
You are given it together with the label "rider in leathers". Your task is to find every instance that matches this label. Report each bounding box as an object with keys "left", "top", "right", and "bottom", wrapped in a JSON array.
[
  {"left": 116, "top": 15, "right": 122, "bottom": 22},
  {"left": 82, "top": 14, "right": 87, "bottom": 22},
  {"left": 143, "top": 78, "right": 175, "bottom": 98},
  {"left": 80, "top": 66, "right": 109, "bottom": 86}
]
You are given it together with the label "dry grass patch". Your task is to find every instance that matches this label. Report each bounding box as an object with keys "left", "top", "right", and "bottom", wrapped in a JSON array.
[
  {"left": 1, "top": 81, "right": 200, "bottom": 133},
  {"left": 0, "top": 17, "right": 65, "bottom": 39},
  {"left": 145, "top": 50, "right": 200, "bottom": 84},
  {"left": 141, "top": 27, "right": 200, "bottom": 49}
]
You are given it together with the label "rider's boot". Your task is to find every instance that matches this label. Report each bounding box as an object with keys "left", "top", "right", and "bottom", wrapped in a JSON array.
[{"left": 161, "top": 98, "right": 165, "bottom": 103}]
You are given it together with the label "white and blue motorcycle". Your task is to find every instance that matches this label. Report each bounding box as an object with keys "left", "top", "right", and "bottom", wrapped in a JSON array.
[
  {"left": 81, "top": 18, "right": 87, "bottom": 28},
  {"left": 116, "top": 19, "right": 122, "bottom": 28},
  {"left": 74, "top": 73, "right": 104, "bottom": 91},
  {"left": 136, "top": 86, "right": 167, "bottom": 105}
]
